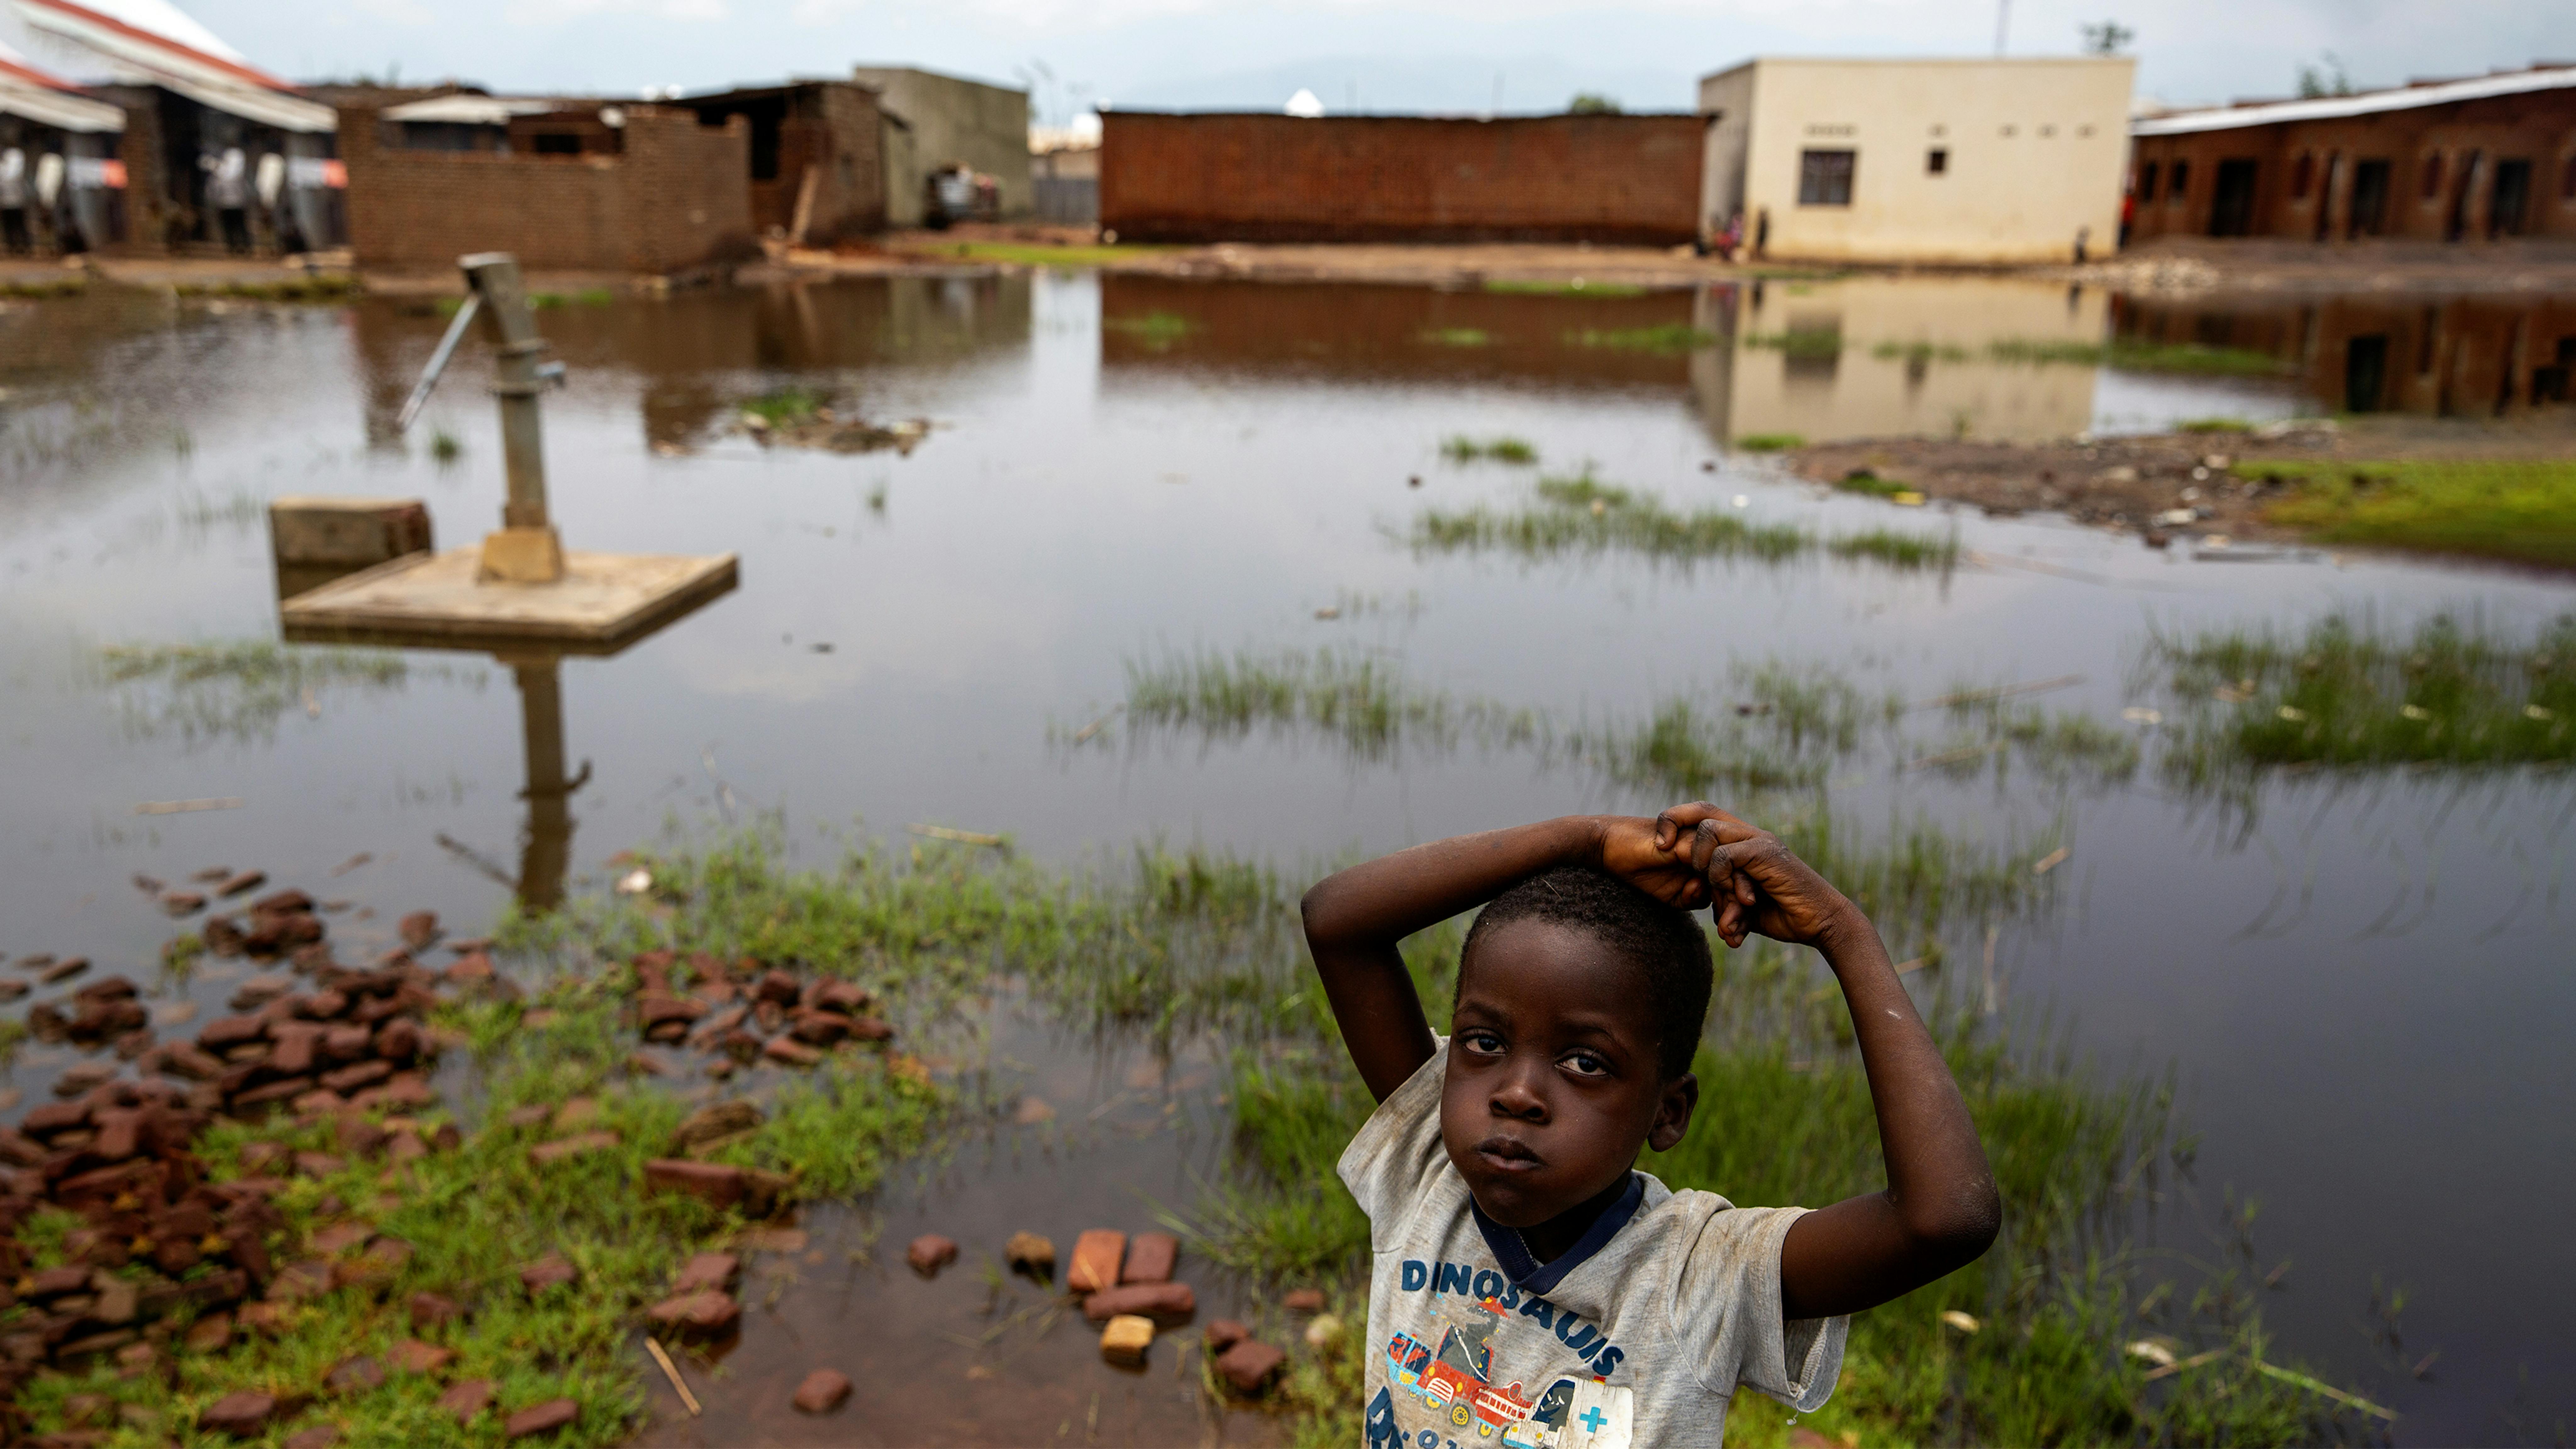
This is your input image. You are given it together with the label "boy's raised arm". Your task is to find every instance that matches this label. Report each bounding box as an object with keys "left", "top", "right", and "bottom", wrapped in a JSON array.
[
  {"left": 1660, "top": 805, "right": 2002, "bottom": 1321},
  {"left": 1303, "top": 816, "right": 1711, "bottom": 1101}
]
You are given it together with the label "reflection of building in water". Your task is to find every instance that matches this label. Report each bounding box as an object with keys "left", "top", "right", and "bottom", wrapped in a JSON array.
[
  {"left": 1692, "top": 277, "right": 2105, "bottom": 444},
  {"left": 343, "top": 274, "right": 1032, "bottom": 450},
  {"left": 1095, "top": 274, "right": 1698, "bottom": 391},
  {"left": 2113, "top": 293, "right": 2576, "bottom": 416}
]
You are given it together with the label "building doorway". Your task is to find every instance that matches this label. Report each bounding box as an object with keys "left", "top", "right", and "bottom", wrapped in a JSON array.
[
  {"left": 2209, "top": 159, "right": 2259, "bottom": 237},
  {"left": 2345, "top": 334, "right": 2389, "bottom": 413},
  {"left": 2490, "top": 159, "right": 2532, "bottom": 238},
  {"left": 2348, "top": 159, "right": 2390, "bottom": 238}
]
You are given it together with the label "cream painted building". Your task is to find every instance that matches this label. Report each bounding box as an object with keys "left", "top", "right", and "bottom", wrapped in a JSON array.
[{"left": 1699, "top": 57, "right": 2134, "bottom": 264}]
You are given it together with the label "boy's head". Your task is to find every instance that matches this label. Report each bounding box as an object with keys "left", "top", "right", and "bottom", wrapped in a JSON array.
[{"left": 1441, "top": 867, "right": 1713, "bottom": 1230}]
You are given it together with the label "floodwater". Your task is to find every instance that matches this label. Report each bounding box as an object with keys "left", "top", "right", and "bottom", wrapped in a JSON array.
[{"left": 3, "top": 269, "right": 2573, "bottom": 1444}]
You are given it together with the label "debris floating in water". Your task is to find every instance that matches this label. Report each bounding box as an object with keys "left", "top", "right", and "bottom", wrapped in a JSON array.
[
  {"left": 133, "top": 797, "right": 244, "bottom": 815},
  {"left": 2031, "top": 847, "right": 2071, "bottom": 876},
  {"left": 615, "top": 869, "right": 654, "bottom": 895},
  {"left": 907, "top": 823, "right": 1006, "bottom": 847}
]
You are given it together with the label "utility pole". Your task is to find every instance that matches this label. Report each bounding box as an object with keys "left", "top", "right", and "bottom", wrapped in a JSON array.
[{"left": 1994, "top": 0, "right": 2010, "bottom": 55}]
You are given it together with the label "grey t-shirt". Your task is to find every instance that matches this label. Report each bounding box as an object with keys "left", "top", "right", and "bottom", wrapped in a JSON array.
[{"left": 1337, "top": 1042, "right": 1847, "bottom": 1448}]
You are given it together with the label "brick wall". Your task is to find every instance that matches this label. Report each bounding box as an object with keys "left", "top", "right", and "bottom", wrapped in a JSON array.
[
  {"left": 1100, "top": 112, "right": 1702, "bottom": 245},
  {"left": 2129, "top": 88, "right": 2576, "bottom": 244},
  {"left": 342, "top": 105, "right": 757, "bottom": 274}
]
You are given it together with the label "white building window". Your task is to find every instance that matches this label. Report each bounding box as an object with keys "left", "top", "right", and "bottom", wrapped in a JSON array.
[{"left": 1799, "top": 149, "right": 1856, "bottom": 206}]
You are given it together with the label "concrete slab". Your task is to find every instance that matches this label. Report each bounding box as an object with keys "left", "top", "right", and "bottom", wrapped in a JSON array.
[{"left": 279, "top": 548, "right": 737, "bottom": 655}]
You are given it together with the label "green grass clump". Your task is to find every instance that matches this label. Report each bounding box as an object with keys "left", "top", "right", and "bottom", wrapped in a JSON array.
[
  {"left": 1563, "top": 323, "right": 1717, "bottom": 354},
  {"left": 1, "top": 278, "right": 86, "bottom": 300},
  {"left": 175, "top": 276, "right": 364, "bottom": 303},
  {"left": 1744, "top": 328, "right": 1845, "bottom": 360},
  {"left": 2176, "top": 416, "right": 2256, "bottom": 434},
  {"left": 530, "top": 289, "right": 616, "bottom": 309},
  {"left": 428, "top": 429, "right": 463, "bottom": 465},
  {"left": 1482, "top": 278, "right": 1648, "bottom": 298},
  {"left": 737, "top": 386, "right": 829, "bottom": 426},
  {"left": 2146, "top": 613, "right": 2576, "bottom": 810},
  {"left": 1409, "top": 467, "right": 1955, "bottom": 573},
  {"left": 1437, "top": 434, "right": 1538, "bottom": 465},
  {"left": 1102, "top": 310, "right": 1196, "bottom": 349},
  {"left": 1984, "top": 338, "right": 2288, "bottom": 376},
  {"left": 1870, "top": 339, "right": 1972, "bottom": 364},
  {"left": 1418, "top": 327, "right": 1494, "bottom": 348},
  {"left": 97, "top": 640, "right": 447, "bottom": 745},
  {"left": 506, "top": 826, "right": 1308, "bottom": 1035},
  {"left": 2245, "top": 459, "right": 2576, "bottom": 567},
  {"left": 1113, "top": 647, "right": 1545, "bottom": 766},
  {"left": 1734, "top": 432, "right": 1805, "bottom": 452},
  {"left": 1834, "top": 469, "right": 1915, "bottom": 500},
  {"left": 925, "top": 241, "right": 1169, "bottom": 268}
]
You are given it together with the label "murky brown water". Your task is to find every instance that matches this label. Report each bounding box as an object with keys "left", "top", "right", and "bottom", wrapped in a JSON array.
[{"left": 3, "top": 270, "right": 2573, "bottom": 1442}]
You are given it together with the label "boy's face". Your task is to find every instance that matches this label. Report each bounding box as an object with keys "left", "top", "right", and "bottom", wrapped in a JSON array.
[{"left": 1440, "top": 919, "right": 1698, "bottom": 1231}]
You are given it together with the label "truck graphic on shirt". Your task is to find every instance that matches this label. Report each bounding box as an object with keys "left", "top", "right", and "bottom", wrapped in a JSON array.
[{"left": 1384, "top": 1327, "right": 1578, "bottom": 1444}]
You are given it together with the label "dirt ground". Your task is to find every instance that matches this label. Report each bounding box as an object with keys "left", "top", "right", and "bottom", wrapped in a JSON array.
[{"left": 1774, "top": 411, "right": 2576, "bottom": 548}]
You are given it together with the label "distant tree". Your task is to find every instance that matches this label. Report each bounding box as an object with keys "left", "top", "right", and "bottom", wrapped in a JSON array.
[
  {"left": 2079, "top": 20, "right": 2133, "bottom": 55},
  {"left": 1567, "top": 93, "right": 1623, "bottom": 115},
  {"left": 2297, "top": 51, "right": 2355, "bottom": 98}
]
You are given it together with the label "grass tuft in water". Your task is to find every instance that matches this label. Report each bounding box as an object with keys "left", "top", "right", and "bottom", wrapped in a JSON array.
[
  {"left": 1563, "top": 323, "right": 1717, "bottom": 354},
  {"left": 1870, "top": 340, "right": 1972, "bottom": 364},
  {"left": 1985, "top": 338, "right": 2288, "bottom": 376},
  {"left": 1418, "top": 327, "right": 1494, "bottom": 348},
  {"left": 428, "top": 429, "right": 463, "bottom": 465},
  {"left": 97, "top": 640, "right": 464, "bottom": 745},
  {"left": 1102, "top": 311, "right": 1197, "bottom": 349},
  {"left": 1743, "top": 327, "right": 1846, "bottom": 360},
  {"left": 1436, "top": 434, "right": 1537, "bottom": 465},
  {"left": 737, "top": 386, "right": 829, "bottom": 426},
  {"left": 1733, "top": 432, "right": 1805, "bottom": 452},
  {"left": 1481, "top": 279, "right": 1647, "bottom": 298},
  {"left": 2243, "top": 459, "right": 2576, "bottom": 568},
  {"left": 2145, "top": 612, "right": 2576, "bottom": 807},
  {"left": 1409, "top": 467, "right": 1954, "bottom": 573}
]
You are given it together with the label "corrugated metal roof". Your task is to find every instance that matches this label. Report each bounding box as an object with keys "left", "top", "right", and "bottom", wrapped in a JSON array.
[
  {"left": 0, "top": 40, "right": 123, "bottom": 130},
  {"left": 2132, "top": 64, "right": 2576, "bottom": 136}
]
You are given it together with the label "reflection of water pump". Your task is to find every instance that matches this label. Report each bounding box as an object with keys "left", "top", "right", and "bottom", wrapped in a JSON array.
[{"left": 394, "top": 253, "right": 572, "bottom": 583}]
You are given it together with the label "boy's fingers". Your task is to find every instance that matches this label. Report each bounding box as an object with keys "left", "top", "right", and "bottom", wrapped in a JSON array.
[{"left": 1655, "top": 803, "right": 1724, "bottom": 851}]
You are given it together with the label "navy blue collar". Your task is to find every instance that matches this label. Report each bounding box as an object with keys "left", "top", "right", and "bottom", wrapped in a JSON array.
[{"left": 1468, "top": 1173, "right": 1646, "bottom": 1297}]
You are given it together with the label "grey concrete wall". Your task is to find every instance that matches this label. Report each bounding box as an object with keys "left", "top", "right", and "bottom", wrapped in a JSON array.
[{"left": 852, "top": 66, "right": 1031, "bottom": 222}]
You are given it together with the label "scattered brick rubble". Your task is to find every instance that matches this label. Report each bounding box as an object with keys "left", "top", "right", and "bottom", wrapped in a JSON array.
[{"left": 612, "top": 950, "right": 897, "bottom": 1086}]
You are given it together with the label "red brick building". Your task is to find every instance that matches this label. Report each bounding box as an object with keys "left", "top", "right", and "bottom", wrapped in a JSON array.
[
  {"left": 1099, "top": 111, "right": 1701, "bottom": 245},
  {"left": 340, "top": 101, "right": 756, "bottom": 275},
  {"left": 2127, "top": 65, "right": 2576, "bottom": 244}
]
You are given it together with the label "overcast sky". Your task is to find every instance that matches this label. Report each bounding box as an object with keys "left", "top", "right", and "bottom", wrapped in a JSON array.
[{"left": 8, "top": 0, "right": 2567, "bottom": 123}]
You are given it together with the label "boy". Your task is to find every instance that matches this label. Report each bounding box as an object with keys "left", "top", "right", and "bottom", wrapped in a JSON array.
[{"left": 1303, "top": 804, "right": 1999, "bottom": 1447}]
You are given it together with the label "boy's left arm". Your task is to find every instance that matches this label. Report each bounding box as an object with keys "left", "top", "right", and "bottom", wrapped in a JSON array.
[{"left": 1658, "top": 805, "right": 2003, "bottom": 1321}]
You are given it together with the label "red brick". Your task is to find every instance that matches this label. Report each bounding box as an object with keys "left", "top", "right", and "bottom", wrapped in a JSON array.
[
  {"left": 1121, "top": 1231, "right": 1178, "bottom": 1284},
  {"left": 1081, "top": 1281, "right": 1194, "bottom": 1323},
  {"left": 1101, "top": 113, "right": 1699, "bottom": 245},
  {"left": 1067, "top": 1229, "right": 1125, "bottom": 1293}
]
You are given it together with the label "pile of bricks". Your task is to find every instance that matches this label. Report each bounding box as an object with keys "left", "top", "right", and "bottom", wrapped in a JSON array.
[
  {"left": 620, "top": 950, "right": 895, "bottom": 1078},
  {"left": 0, "top": 886, "right": 475, "bottom": 1440}
]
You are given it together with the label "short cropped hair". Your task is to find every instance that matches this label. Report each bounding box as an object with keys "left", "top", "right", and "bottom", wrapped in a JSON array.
[{"left": 1458, "top": 866, "right": 1713, "bottom": 1080}]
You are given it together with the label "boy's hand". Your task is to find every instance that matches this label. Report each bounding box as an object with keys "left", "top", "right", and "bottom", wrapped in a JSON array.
[
  {"left": 1652, "top": 804, "right": 1858, "bottom": 950},
  {"left": 1593, "top": 815, "right": 1714, "bottom": 910}
]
